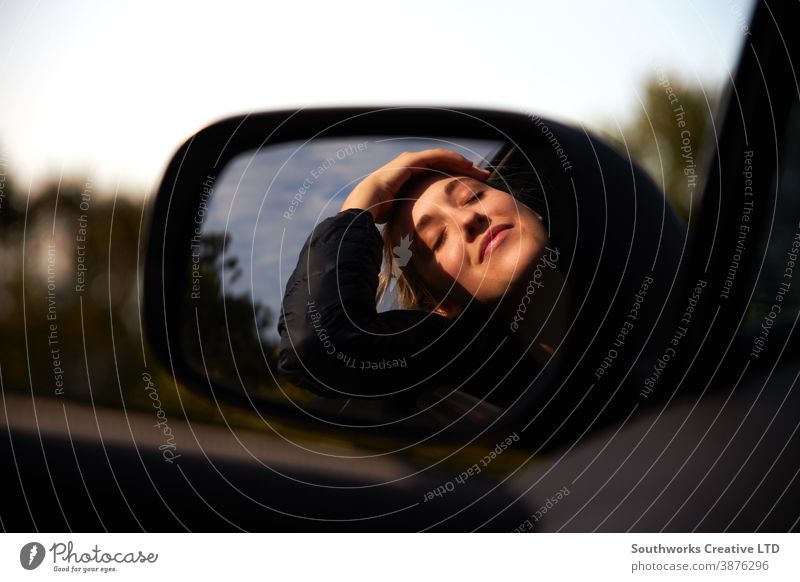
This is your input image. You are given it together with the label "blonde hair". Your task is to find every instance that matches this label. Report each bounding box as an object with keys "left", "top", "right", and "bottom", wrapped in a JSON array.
[{"left": 377, "top": 219, "right": 437, "bottom": 311}]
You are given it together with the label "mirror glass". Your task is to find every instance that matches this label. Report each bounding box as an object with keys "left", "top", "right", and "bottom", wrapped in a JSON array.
[{"left": 179, "top": 135, "right": 561, "bottom": 429}]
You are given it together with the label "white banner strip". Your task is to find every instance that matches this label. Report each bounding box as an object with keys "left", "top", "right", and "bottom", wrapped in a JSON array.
[{"left": 2, "top": 533, "right": 797, "bottom": 581}]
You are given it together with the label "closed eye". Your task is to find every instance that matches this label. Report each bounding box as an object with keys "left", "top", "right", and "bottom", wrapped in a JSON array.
[
  {"left": 464, "top": 190, "right": 484, "bottom": 205},
  {"left": 433, "top": 228, "right": 447, "bottom": 251}
]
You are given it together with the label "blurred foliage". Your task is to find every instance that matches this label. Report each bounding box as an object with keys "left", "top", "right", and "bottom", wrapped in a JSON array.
[
  {"left": 601, "top": 73, "right": 721, "bottom": 221},
  {"left": 0, "top": 174, "right": 280, "bottom": 430},
  {"left": 179, "top": 230, "right": 304, "bottom": 401}
]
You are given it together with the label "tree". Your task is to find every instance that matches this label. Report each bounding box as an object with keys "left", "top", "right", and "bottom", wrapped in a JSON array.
[{"left": 602, "top": 74, "right": 720, "bottom": 220}]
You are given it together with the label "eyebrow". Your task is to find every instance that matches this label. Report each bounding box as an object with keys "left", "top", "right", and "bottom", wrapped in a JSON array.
[{"left": 415, "top": 178, "right": 474, "bottom": 236}]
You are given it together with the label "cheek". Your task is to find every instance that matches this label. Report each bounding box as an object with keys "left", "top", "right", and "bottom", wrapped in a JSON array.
[
  {"left": 501, "top": 218, "right": 550, "bottom": 280},
  {"left": 441, "top": 237, "right": 474, "bottom": 280},
  {"left": 417, "top": 245, "right": 467, "bottom": 293},
  {"left": 485, "top": 190, "right": 519, "bottom": 215}
]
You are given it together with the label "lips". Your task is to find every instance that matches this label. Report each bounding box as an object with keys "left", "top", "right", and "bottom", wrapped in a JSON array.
[{"left": 480, "top": 225, "right": 512, "bottom": 263}]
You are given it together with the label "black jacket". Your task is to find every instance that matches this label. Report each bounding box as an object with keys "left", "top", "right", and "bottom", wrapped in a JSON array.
[{"left": 276, "top": 208, "right": 541, "bottom": 409}]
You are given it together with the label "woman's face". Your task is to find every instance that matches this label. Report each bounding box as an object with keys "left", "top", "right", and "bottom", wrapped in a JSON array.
[{"left": 393, "top": 173, "right": 550, "bottom": 312}]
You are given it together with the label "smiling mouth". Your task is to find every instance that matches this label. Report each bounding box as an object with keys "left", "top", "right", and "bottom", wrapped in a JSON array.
[{"left": 480, "top": 225, "right": 512, "bottom": 263}]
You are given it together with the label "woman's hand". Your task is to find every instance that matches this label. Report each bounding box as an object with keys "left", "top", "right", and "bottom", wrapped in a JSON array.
[{"left": 340, "top": 149, "right": 491, "bottom": 224}]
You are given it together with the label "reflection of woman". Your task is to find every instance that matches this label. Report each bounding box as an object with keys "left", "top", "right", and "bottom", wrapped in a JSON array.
[
  {"left": 363, "top": 150, "right": 567, "bottom": 365},
  {"left": 278, "top": 149, "right": 566, "bottom": 407}
]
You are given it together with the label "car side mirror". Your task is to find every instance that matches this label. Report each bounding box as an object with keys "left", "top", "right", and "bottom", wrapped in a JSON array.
[{"left": 144, "top": 106, "right": 686, "bottom": 448}]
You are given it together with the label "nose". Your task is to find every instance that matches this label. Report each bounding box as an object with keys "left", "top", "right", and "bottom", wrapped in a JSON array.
[{"left": 458, "top": 207, "right": 487, "bottom": 241}]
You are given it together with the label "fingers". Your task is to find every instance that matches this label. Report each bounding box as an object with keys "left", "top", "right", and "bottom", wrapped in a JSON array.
[
  {"left": 370, "top": 148, "right": 489, "bottom": 196},
  {"left": 342, "top": 149, "right": 491, "bottom": 224},
  {"left": 392, "top": 148, "right": 491, "bottom": 180}
]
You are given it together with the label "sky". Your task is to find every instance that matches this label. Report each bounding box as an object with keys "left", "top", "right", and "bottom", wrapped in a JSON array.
[{"left": 0, "top": 0, "right": 756, "bottom": 195}]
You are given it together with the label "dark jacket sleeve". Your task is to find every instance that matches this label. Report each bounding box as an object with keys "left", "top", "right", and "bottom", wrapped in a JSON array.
[{"left": 276, "top": 208, "right": 491, "bottom": 399}]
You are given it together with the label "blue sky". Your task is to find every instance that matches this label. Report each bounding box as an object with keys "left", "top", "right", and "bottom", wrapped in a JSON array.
[{"left": 0, "top": 0, "right": 756, "bottom": 194}]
